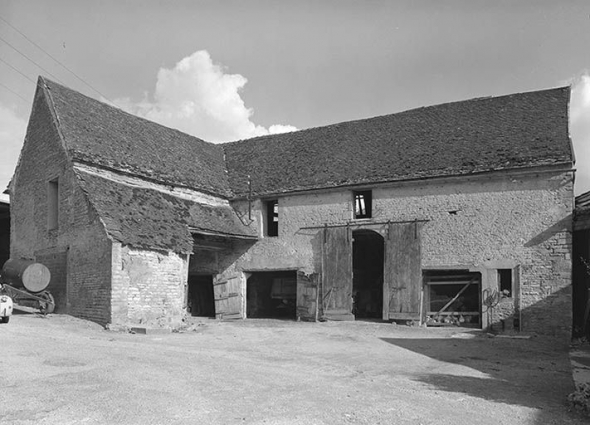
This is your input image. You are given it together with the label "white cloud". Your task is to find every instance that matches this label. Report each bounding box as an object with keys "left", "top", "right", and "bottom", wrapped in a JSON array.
[
  {"left": 570, "top": 73, "right": 590, "bottom": 196},
  {"left": 0, "top": 102, "right": 27, "bottom": 197},
  {"left": 115, "top": 50, "right": 296, "bottom": 143}
]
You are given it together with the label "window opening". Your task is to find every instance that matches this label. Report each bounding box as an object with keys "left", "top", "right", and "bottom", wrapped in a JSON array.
[
  {"left": 423, "top": 270, "right": 482, "bottom": 328},
  {"left": 354, "top": 190, "right": 372, "bottom": 219},
  {"left": 266, "top": 200, "right": 278, "bottom": 236},
  {"left": 47, "top": 179, "right": 59, "bottom": 230},
  {"left": 498, "top": 269, "right": 512, "bottom": 297}
]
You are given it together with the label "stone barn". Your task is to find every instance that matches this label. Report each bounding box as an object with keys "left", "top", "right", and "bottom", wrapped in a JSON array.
[{"left": 10, "top": 77, "right": 575, "bottom": 336}]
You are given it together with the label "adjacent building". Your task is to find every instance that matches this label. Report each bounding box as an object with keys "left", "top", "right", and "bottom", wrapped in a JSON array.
[{"left": 573, "top": 191, "right": 590, "bottom": 337}]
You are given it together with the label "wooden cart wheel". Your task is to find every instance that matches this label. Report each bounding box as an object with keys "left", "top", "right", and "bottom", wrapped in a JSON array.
[{"left": 38, "top": 292, "right": 55, "bottom": 314}]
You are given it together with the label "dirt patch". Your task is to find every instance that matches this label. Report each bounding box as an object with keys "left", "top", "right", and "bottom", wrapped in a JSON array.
[{"left": 0, "top": 313, "right": 586, "bottom": 424}]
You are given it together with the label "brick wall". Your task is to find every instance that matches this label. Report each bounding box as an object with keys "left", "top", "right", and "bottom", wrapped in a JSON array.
[
  {"left": 110, "top": 244, "right": 187, "bottom": 328},
  {"left": 225, "top": 168, "right": 573, "bottom": 336},
  {"left": 35, "top": 250, "right": 67, "bottom": 312},
  {"left": 10, "top": 87, "right": 112, "bottom": 325}
]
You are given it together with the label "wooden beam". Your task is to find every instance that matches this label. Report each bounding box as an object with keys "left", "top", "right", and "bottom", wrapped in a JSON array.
[{"left": 436, "top": 278, "right": 476, "bottom": 315}]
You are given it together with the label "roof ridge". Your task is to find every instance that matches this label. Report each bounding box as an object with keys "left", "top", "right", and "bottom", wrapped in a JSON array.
[
  {"left": 222, "top": 86, "right": 570, "bottom": 146},
  {"left": 38, "top": 76, "right": 72, "bottom": 160},
  {"left": 40, "top": 76, "right": 215, "bottom": 146},
  {"left": 41, "top": 76, "right": 234, "bottom": 198},
  {"left": 223, "top": 86, "right": 572, "bottom": 197}
]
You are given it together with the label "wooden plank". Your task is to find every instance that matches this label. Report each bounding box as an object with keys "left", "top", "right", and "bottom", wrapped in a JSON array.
[
  {"left": 213, "top": 276, "right": 227, "bottom": 318},
  {"left": 383, "top": 226, "right": 390, "bottom": 320},
  {"left": 225, "top": 275, "right": 243, "bottom": 318},
  {"left": 388, "top": 312, "right": 421, "bottom": 320},
  {"left": 221, "top": 312, "right": 242, "bottom": 320},
  {"left": 385, "top": 222, "right": 422, "bottom": 320},
  {"left": 436, "top": 279, "right": 475, "bottom": 314},
  {"left": 322, "top": 226, "right": 354, "bottom": 320}
]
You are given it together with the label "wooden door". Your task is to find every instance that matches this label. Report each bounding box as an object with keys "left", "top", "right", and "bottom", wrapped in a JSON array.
[
  {"left": 213, "top": 274, "right": 243, "bottom": 320},
  {"left": 322, "top": 226, "right": 354, "bottom": 320},
  {"left": 384, "top": 222, "right": 422, "bottom": 321}
]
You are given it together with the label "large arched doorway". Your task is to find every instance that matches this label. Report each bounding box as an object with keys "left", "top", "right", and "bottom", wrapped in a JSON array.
[{"left": 352, "top": 229, "right": 384, "bottom": 319}]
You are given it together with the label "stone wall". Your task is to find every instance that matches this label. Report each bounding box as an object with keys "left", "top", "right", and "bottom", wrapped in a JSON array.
[
  {"left": 227, "top": 168, "right": 573, "bottom": 335},
  {"left": 10, "top": 88, "right": 112, "bottom": 325},
  {"left": 110, "top": 244, "right": 188, "bottom": 329}
]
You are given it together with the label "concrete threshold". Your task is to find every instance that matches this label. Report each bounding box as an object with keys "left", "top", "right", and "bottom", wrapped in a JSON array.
[{"left": 129, "top": 327, "right": 172, "bottom": 335}]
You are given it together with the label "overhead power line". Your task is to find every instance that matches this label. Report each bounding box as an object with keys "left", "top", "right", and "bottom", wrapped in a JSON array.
[
  {"left": 0, "top": 34, "right": 65, "bottom": 84},
  {"left": 0, "top": 15, "right": 118, "bottom": 107},
  {"left": 0, "top": 82, "right": 29, "bottom": 103},
  {"left": 0, "top": 56, "right": 36, "bottom": 83}
]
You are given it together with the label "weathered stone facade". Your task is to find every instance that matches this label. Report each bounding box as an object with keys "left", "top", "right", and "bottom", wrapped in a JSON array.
[
  {"left": 10, "top": 88, "right": 113, "bottom": 325},
  {"left": 220, "top": 167, "right": 573, "bottom": 336}
]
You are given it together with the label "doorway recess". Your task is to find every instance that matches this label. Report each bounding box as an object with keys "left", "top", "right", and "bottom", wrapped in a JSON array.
[
  {"left": 352, "top": 230, "right": 384, "bottom": 319},
  {"left": 187, "top": 275, "right": 215, "bottom": 317},
  {"left": 247, "top": 271, "right": 297, "bottom": 319}
]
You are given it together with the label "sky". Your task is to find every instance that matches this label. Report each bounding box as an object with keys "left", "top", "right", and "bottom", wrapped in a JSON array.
[{"left": 0, "top": 0, "right": 589, "bottom": 201}]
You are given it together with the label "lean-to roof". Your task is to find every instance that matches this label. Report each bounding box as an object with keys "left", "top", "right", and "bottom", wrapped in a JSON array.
[{"left": 75, "top": 170, "right": 256, "bottom": 254}]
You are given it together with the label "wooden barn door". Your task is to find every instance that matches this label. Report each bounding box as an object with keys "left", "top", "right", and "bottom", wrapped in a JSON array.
[
  {"left": 384, "top": 222, "right": 422, "bottom": 321},
  {"left": 322, "top": 226, "right": 354, "bottom": 321},
  {"left": 213, "top": 274, "right": 243, "bottom": 320}
]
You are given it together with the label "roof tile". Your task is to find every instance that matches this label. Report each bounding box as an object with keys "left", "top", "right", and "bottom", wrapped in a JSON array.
[
  {"left": 41, "top": 78, "right": 232, "bottom": 197},
  {"left": 223, "top": 87, "right": 572, "bottom": 197},
  {"left": 75, "top": 170, "right": 256, "bottom": 253}
]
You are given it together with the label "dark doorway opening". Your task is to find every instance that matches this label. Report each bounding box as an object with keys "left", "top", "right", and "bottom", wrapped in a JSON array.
[
  {"left": 247, "top": 271, "right": 297, "bottom": 319},
  {"left": 187, "top": 275, "right": 215, "bottom": 317},
  {"left": 352, "top": 230, "right": 384, "bottom": 319}
]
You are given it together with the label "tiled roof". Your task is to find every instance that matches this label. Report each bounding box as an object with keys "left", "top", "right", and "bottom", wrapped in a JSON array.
[
  {"left": 223, "top": 87, "right": 573, "bottom": 197},
  {"left": 75, "top": 170, "right": 256, "bottom": 254},
  {"left": 41, "top": 78, "right": 232, "bottom": 198},
  {"left": 36, "top": 77, "right": 574, "bottom": 248},
  {"left": 576, "top": 191, "right": 590, "bottom": 212}
]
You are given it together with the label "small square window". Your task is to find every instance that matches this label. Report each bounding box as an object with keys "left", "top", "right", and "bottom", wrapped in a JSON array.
[
  {"left": 354, "top": 190, "right": 372, "bottom": 219},
  {"left": 266, "top": 200, "right": 278, "bottom": 237}
]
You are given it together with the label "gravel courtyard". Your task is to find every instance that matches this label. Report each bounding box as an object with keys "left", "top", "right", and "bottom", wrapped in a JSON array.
[{"left": 0, "top": 312, "right": 585, "bottom": 425}]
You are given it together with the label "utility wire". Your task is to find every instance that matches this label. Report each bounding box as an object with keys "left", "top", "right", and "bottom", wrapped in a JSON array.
[
  {"left": 0, "top": 56, "right": 36, "bottom": 83},
  {"left": 0, "top": 34, "right": 65, "bottom": 85},
  {"left": 0, "top": 82, "right": 29, "bottom": 103},
  {"left": 0, "top": 53, "right": 121, "bottom": 115},
  {"left": 0, "top": 15, "right": 117, "bottom": 106}
]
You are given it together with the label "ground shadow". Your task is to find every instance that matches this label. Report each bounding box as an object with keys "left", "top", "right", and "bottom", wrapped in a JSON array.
[{"left": 380, "top": 335, "right": 580, "bottom": 423}]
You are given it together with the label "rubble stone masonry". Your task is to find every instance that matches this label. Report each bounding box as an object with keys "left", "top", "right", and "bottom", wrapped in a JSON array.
[
  {"left": 230, "top": 167, "right": 573, "bottom": 336},
  {"left": 10, "top": 89, "right": 112, "bottom": 325}
]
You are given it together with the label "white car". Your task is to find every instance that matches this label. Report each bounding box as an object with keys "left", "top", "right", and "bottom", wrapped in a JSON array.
[{"left": 1, "top": 285, "right": 13, "bottom": 323}]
